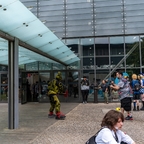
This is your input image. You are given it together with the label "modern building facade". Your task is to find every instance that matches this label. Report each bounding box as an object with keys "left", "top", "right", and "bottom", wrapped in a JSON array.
[
  {"left": 1, "top": 0, "right": 144, "bottom": 129},
  {"left": 19, "top": 0, "right": 144, "bottom": 101}
]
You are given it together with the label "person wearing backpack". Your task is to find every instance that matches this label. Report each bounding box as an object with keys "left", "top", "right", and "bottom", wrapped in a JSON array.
[
  {"left": 110, "top": 71, "right": 133, "bottom": 120},
  {"left": 95, "top": 110, "right": 136, "bottom": 144},
  {"left": 130, "top": 74, "right": 141, "bottom": 111}
]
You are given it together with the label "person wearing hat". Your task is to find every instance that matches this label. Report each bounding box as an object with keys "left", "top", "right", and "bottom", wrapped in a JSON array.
[
  {"left": 81, "top": 76, "right": 89, "bottom": 103},
  {"left": 47, "top": 71, "right": 66, "bottom": 120}
]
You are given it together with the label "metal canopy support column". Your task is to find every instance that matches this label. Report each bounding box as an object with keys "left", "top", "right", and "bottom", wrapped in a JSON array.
[{"left": 8, "top": 38, "right": 19, "bottom": 129}]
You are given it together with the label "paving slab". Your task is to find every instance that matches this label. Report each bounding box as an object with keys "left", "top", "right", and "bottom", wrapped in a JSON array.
[{"left": 0, "top": 102, "right": 144, "bottom": 144}]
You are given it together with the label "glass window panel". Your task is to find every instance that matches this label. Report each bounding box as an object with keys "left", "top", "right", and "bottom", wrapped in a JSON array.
[
  {"left": 0, "top": 66, "right": 8, "bottom": 71},
  {"left": 125, "top": 4, "right": 144, "bottom": 11},
  {"left": 83, "top": 58, "right": 94, "bottom": 70},
  {"left": 66, "top": 14, "right": 93, "bottom": 20},
  {"left": 66, "top": 39, "right": 79, "bottom": 55},
  {"left": 110, "top": 37, "right": 124, "bottom": 55},
  {"left": 96, "top": 29, "right": 123, "bottom": 36},
  {"left": 95, "top": 18, "right": 122, "bottom": 25},
  {"left": 67, "top": 20, "right": 93, "bottom": 26},
  {"left": 39, "top": 62, "right": 52, "bottom": 70},
  {"left": 67, "top": 61, "right": 80, "bottom": 70},
  {"left": 66, "top": 0, "right": 91, "bottom": 4},
  {"left": 38, "top": 5, "right": 64, "bottom": 11},
  {"left": 81, "top": 38, "right": 94, "bottom": 56},
  {"left": 67, "top": 31, "right": 94, "bottom": 37},
  {"left": 0, "top": 38, "right": 8, "bottom": 65},
  {"left": 125, "top": 22, "right": 144, "bottom": 29},
  {"left": 38, "top": 10, "right": 64, "bottom": 16},
  {"left": 66, "top": 8, "right": 93, "bottom": 15},
  {"left": 39, "top": 0, "right": 64, "bottom": 5},
  {"left": 95, "top": 6, "right": 122, "bottom": 13},
  {"left": 125, "top": 16, "right": 144, "bottom": 23},
  {"left": 125, "top": 28, "right": 144, "bottom": 35},
  {"left": 26, "top": 62, "right": 38, "bottom": 71},
  {"left": 140, "top": 35, "right": 144, "bottom": 67},
  {"left": 125, "top": 0, "right": 144, "bottom": 5},
  {"left": 53, "top": 63, "right": 66, "bottom": 70},
  {"left": 95, "top": 12, "right": 122, "bottom": 19},
  {"left": 124, "top": 10, "right": 144, "bottom": 17},
  {"left": 96, "top": 57, "right": 109, "bottom": 68},
  {"left": 125, "top": 36, "right": 140, "bottom": 67},
  {"left": 94, "top": 0, "right": 122, "bottom": 7},
  {"left": 1, "top": 74, "right": 8, "bottom": 84},
  {"left": 38, "top": 15, "right": 64, "bottom": 21},
  {"left": 67, "top": 25, "right": 93, "bottom": 31},
  {"left": 95, "top": 37, "right": 109, "bottom": 56},
  {"left": 66, "top": 3, "right": 92, "bottom": 9},
  {"left": 96, "top": 23, "right": 122, "bottom": 30},
  {"left": 111, "top": 57, "right": 124, "bottom": 68}
]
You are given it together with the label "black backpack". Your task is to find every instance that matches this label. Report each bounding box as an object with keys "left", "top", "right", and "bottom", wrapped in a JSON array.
[
  {"left": 85, "top": 128, "right": 104, "bottom": 144},
  {"left": 85, "top": 128, "right": 128, "bottom": 144}
]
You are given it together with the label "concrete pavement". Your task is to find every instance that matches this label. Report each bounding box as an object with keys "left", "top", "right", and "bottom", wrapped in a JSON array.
[{"left": 0, "top": 102, "right": 144, "bottom": 144}]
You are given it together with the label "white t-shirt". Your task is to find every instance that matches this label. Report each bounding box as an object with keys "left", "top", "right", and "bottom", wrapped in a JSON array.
[{"left": 95, "top": 128, "right": 134, "bottom": 144}]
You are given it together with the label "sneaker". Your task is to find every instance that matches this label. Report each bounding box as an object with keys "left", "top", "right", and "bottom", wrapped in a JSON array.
[
  {"left": 85, "top": 101, "right": 87, "bottom": 104},
  {"left": 48, "top": 114, "right": 55, "bottom": 118},
  {"left": 55, "top": 112, "right": 66, "bottom": 120},
  {"left": 125, "top": 116, "right": 133, "bottom": 120}
]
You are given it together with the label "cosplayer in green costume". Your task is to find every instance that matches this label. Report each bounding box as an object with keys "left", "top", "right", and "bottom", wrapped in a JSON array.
[{"left": 48, "top": 71, "right": 66, "bottom": 120}]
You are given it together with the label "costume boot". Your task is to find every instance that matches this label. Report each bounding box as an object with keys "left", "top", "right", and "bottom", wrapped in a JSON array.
[
  {"left": 48, "top": 112, "right": 55, "bottom": 118},
  {"left": 55, "top": 112, "right": 66, "bottom": 120}
]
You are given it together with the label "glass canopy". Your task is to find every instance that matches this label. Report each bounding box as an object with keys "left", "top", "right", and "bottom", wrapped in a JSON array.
[{"left": 0, "top": 0, "right": 80, "bottom": 65}]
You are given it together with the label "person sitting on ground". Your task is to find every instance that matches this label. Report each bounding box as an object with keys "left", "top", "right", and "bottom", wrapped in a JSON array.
[{"left": 95, "top": 110, "right": 136, "bottom": 144}]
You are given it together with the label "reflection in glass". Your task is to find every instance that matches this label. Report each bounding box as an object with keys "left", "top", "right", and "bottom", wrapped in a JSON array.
[
  {"left": 53, "top": 63, "right": 65, "bottom": 70},
  {"left": 67, "top": 61, "right": 80, "bottom": 70},
  {"left": 1, "top": 74, "right": 8, "bottom": 84},
  {"left": 96, "top": 57, "right": 109, "bottom": 68},
  {"left": 26, "top": 62, "right": 38, "bottom": 71},
  {"left": 83, "top": 57, "right": 94, "bottom": 70},
  {"left": 39, "top": 62, "right": 51, "bottom": 70},
  {"left": 140, "top": 36, "right": 144, "bottom": 67},
  {"left": 66, "top": 39, "right": 79, "bottom": 55},
  {"left": 125, "top": 36, "right": 140, "bottom": 67},
  {"left": 95, "top": 37, "right": 109, "bottom": 56},
  {"left": 81, "top": 38, "right": 94, "bottom": 56}
]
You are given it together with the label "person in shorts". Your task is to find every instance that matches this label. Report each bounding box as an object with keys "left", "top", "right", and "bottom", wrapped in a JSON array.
[{"left": 110, "top": 71, "right": 133, "bottom": 120}]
